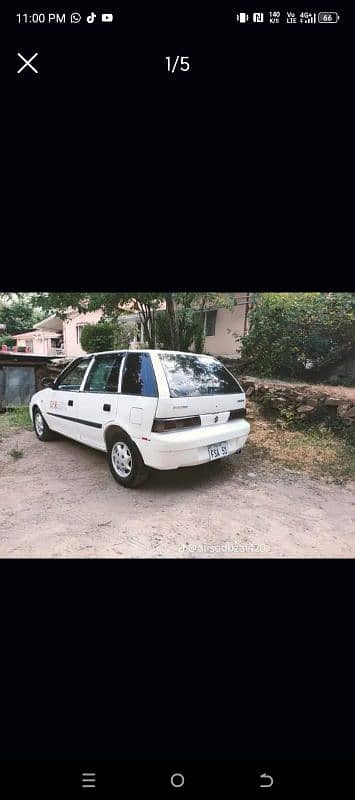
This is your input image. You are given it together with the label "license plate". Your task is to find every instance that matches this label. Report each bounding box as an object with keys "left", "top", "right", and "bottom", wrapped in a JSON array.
[{"left": 208, "top": 441, "right": 229, "bottom": 461}]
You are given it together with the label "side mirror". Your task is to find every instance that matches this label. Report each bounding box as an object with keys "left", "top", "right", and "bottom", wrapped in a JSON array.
[{"left": 41, "top": 377, "right": 55, "bottom": 389}]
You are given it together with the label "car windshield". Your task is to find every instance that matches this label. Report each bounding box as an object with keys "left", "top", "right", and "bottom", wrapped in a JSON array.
[{"left": 159, "top": 353, "right": 243, "bottom": 397}]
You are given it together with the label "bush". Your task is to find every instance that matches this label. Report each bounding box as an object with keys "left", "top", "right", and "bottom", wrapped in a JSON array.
[
  {"left": 239, "top": 293, "right": 355, "bottom": 379},
  {"left": 80, "top": 320, "right": 132, "bottom": 354}
]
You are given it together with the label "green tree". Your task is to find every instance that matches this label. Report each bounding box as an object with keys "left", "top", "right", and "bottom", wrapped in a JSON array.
[
  {"left": 91, "top": 293, "right": 163, "bottom": 348},
  {"left": 239, "top": 293, "right": 355, "bottom": 378},
  {"left": 0, "top": 297, "right": 44, "bottom": 341},
  {"left": 163, "top": 292, "right": 235, "bottom": 351},
  {"left": 154, "top": 293, "right": 235, "bottom": 352},
  {"left": 155, "top": 306, "right": 203, "bottom": 351},
  {"left": 0, "top": 336, "right": 16, "bottom": 348},
  {"left": 30, "top": 293, "right": 89, "bottom": 318}
]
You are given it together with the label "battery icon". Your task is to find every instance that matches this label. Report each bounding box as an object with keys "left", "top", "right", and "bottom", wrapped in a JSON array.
[{"left": 318, "top": 12, "right": 340, "bottom": 23}]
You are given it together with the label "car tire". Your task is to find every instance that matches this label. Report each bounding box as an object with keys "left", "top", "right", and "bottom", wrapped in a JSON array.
[
  {"left": 33, "top": 406, "right": 57, "bottom": 441},
  {"left": 108, "top": 432, "right": 149, "bottom": 488}
]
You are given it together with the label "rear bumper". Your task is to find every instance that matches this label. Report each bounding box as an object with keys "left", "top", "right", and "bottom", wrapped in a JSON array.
[{"left": 136, "top": 419, "right": 250, "bottom": 470}]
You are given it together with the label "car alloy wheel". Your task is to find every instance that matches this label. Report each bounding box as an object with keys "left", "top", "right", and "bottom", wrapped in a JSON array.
[
  {"left": 35, "top": 411, "right": 45, "bottom": 437},
  {"left": 111, "top": 441, "right": 133, "bottom": 478}
]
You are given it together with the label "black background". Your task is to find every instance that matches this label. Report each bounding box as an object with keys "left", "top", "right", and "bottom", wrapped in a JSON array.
[
  {"left": 11, "top": 3, "right": 349, "bottom": 289},
  {"left": 5, "top": 1, "right": 354, "bottom": 781}
]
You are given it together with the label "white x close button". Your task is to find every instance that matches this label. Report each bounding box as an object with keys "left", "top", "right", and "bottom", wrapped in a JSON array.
[{"left": 17, "top": 52, "right": 39, "bottom": 74}]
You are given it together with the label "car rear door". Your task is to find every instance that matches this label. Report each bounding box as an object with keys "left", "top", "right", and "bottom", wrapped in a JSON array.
[
  {"left": 74, "top": 352, "right": 125, "bottom": 449},
  {"left": 117, "top": 352, "right": 159, "bottom": 441}
]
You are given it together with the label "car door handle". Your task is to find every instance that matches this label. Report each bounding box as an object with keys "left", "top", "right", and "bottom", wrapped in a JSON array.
[
  {"left": 103, "top": 404, "right": 111, "bottom": 412},
  {"left": 68, "top": 400, "right": 73, "bottom": 407}
]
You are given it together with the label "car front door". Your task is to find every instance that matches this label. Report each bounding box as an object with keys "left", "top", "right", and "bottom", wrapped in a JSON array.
[{"left": 44, "top": 357, "right": 93, "bottom": 439}]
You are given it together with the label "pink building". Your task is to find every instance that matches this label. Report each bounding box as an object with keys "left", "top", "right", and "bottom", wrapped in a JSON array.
[
  {"left": 12, "top": 295, "right": 253, "bottom": 360},
  {"left": 12, "top": 315, "right": 65, "bottom": 356},
  {"left": 63, "top": 309, "right": 103, "bottom": 358}
]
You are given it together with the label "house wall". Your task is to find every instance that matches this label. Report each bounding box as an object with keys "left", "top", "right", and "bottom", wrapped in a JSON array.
[
  {"left": 63, "top": 309, "right": 103, "bottom": 358},
  {"left": 33, "top": 337, "right": 47, "bottom": 355},
  {"left": 14, "top": 331, "right": 61, "bottom": 355},
  {"left": 203, "top": 305, "right": 247, "bottom": 358},
  {"left": 15, "top": 334, "right": 42, "bottom": 354},
  {"left": 63, "top": 309, "right": 144, "bottom": 357}
]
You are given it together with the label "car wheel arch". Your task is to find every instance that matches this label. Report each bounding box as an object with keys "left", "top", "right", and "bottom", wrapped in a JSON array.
[
  {"left": 31, "top": 403, "right": 39, "bottom": 422},
  {"left": 104, "top": 424, "right": 132, "bottom": 451}
]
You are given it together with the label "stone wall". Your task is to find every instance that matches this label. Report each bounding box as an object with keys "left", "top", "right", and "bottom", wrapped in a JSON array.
[{"left": 238, "top": 376, "right": 355, "bottom": 426}]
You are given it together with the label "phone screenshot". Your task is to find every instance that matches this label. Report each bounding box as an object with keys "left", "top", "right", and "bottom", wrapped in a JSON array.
[{"left": 3, "top": 3, "right": 353, "bottom": 795}]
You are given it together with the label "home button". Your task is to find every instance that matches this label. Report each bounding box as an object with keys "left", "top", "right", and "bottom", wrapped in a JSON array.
[{"left": 170, "top": 772, "right": 185, "bottom": 788}]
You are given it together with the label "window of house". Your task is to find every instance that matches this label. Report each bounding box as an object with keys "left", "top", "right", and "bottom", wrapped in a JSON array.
[
  {"left": 25, "top": 339, "right": 34, "bottom": 352},
  {"left": 204, "top": 309, "right": 217, "bottom": 337},
  {"left": 84, "top": 353, "right": 125, "bottom": 393},
  {"left": 121, "top": 353, "right": 158, "bottom": 397},
  {"left": 56, "top": 358, "right": 91, "bottom": 391},
  {"left": 50, "top": 338, "right": 58, "bottom": 348},
  {"left": 76, "top": 324, "right": 85, "bottom": 344}
]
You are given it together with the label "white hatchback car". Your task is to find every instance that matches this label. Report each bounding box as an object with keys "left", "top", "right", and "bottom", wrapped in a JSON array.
[{"left": 30, "top": 350, "right": 250, "bottom": 488}]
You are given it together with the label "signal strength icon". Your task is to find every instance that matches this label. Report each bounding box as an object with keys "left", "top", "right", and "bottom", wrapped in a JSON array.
[{"left": 236, "top": 12, "right": 249, "bottom": 23}]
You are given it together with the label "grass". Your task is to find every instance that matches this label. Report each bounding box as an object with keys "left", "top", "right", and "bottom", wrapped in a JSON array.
[
  {"left": 0, "top": 406, "right": 32, "bottom": 435},
  {"left": 245, "top": 401, "right": 355, "bottom": 484}
]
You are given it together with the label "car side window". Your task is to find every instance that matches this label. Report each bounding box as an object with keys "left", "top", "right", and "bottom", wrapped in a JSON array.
[
  {"left": 84, "top": 353, "right": 125, "bottom": 393},
  {"left": 56, "top": 358, "right": 91, "bottom": 391},
  {"left": 121, "top": 353, "right": 158, "bottom": 397}
]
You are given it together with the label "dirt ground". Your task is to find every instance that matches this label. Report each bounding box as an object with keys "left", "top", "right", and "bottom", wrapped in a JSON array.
[{"left": 1, "top": 428, "right": 354, "bottom": 558}]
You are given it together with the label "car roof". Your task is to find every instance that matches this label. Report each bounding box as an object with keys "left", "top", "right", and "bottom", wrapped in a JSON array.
[{"left": 85, "top": 349, "right": 218, "bottom": 358}]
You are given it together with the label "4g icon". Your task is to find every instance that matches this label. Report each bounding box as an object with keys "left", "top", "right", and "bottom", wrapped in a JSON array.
[{"left": 165, "top": 56, "right": 190, "bottom": 73}]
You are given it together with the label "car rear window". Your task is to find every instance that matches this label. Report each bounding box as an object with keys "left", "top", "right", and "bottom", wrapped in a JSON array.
[{"left": 159, "top": 353, "right": 243, "bottom": 397}]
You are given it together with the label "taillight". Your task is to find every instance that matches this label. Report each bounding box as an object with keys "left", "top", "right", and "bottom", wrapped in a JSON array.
[
  {"left": 152, "top": 415, "right": 201, "bottom": 433},
  {"left": 229, "top": 408, "right": 246, "bottom": 420}
]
